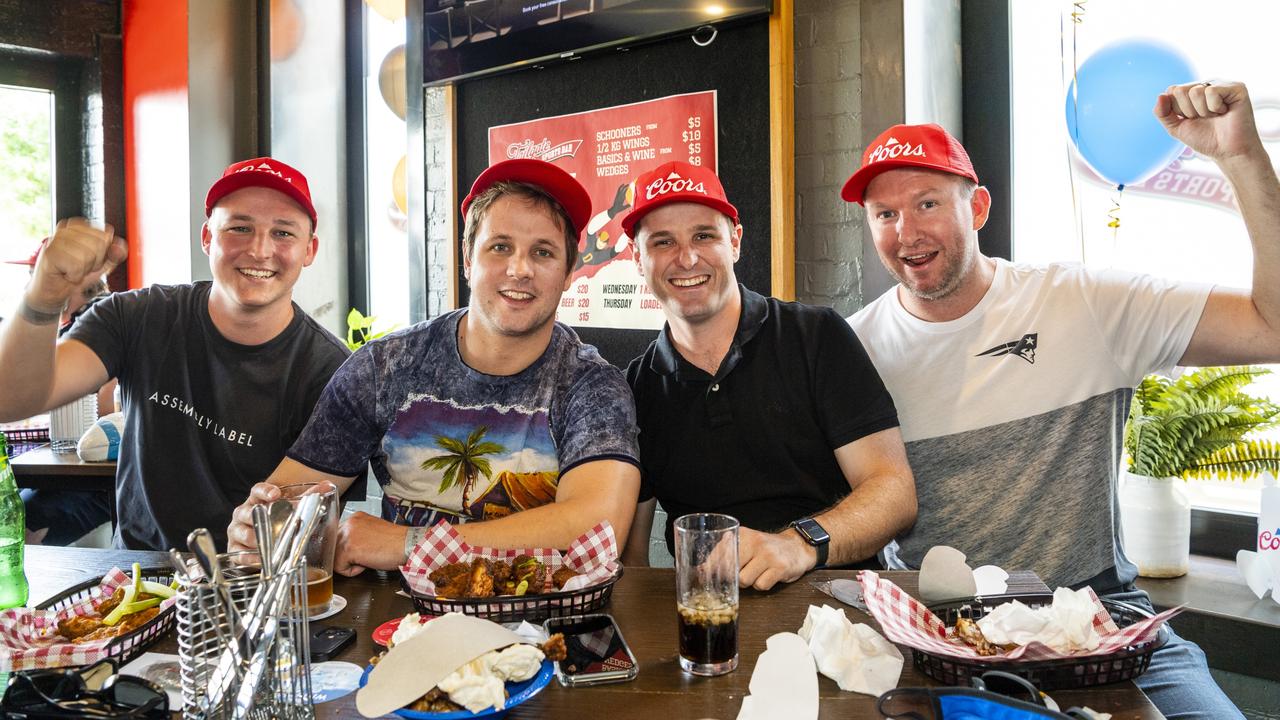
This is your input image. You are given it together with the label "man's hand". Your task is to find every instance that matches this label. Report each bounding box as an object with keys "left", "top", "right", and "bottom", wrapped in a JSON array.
[
  {"left": 334, "top": 511, "right": 410, "bottom": 577},
  {"left": 737, "top": 526, "right": 817, "bottom": 591},
  {"left": 226, "top": 482, "right": 284, "bottom": 553},
  {"left": 1155, "top": 81, "right": 1262, "bottom": 164},
  {"left": 26, "top": 219, "right": 127, "bottom": 314}
]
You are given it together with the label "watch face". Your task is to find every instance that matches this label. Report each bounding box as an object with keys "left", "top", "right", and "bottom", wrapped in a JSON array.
[{"left": 794, "top": 518, "right": 830, "bottom": 545}]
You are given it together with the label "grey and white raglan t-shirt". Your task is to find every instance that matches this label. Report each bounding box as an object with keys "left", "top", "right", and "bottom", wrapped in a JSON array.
[{"left": 848, "top": 259, "right": 1211, "bottom": 591}]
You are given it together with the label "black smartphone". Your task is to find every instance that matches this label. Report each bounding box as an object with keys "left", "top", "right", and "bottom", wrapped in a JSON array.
[
  {"left": 542, "top": 613, "right": 639, "bottom": 687},
  {"left": 309, "top": 625, "right": 355, "bottom": 663}
]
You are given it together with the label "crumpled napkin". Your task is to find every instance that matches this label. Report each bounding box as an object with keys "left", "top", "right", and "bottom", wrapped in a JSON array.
[
  {"left": 736, "top": 632, "right": 817, "bottom": 720},
  {"left": 977, "top": 587, "right": 1101, "bottom": 653},
  {"left": 796, "top": 604, "right": 903, "bottom": 696},
  {"left": 1236, "top": 549, "right": 1280, "bottom": 604}
]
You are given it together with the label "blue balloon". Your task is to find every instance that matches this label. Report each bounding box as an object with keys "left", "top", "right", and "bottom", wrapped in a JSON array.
[{"left": 1065, "top": 39, "right": 1195, "bottom": 187}]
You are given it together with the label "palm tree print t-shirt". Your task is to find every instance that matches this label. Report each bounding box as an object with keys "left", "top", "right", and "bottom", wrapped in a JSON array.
[{"left": 286, "top": 309, "right": 640, "bottom": 526}]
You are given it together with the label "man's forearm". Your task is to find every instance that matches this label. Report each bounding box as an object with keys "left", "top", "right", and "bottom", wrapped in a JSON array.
[
  {"left": 453, "top": 494, "right": 635, "bottom": 553},
  {"left": 1223, "top": 151, "right": 1280, "bottom": 326},
  {"left": 0, "top": 301, "right": 62, "bottom": 421},
  {"left": 812, "top": 472, "right": 916, "bottom": 567}
]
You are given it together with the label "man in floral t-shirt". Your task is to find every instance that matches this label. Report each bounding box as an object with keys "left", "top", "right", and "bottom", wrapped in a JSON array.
[{"left": 227, "top": 159, "right": 641, "bottom": 575}]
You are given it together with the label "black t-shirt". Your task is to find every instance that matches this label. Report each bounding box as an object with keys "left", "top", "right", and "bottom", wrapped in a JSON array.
[
  {"left": 66, "top": 282, "right": 350, "bottom": 550},
  {"left": 627, "top": 286, "right": 899, "bottom": 552}
]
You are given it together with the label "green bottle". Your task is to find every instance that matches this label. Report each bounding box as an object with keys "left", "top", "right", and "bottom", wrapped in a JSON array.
[{"left": 0, "top": 432, "right": 28, "bottom": 609}]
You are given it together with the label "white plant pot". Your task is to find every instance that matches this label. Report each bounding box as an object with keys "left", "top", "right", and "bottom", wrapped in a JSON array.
[{"left": 1118, "top": 472, "right": 1190, "bottom": 578}]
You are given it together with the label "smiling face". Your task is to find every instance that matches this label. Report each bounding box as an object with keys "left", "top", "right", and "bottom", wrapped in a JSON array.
[
  {"left": 464, "top": 194, "right": 573, "bottom": 341},
  {"left": 202, "top": 185, "right": 317, "bottom": 322},
  {"left": 863, "top": 167, "right": 990, "bottom": 305},
  {"left": 633, "top": 201, "right": 741, "bottom": 326}
]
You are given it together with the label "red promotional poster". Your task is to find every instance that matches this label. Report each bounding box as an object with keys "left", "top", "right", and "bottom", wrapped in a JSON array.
[{"left": 487, "top": 91, "right": 718, "bottom": 330}]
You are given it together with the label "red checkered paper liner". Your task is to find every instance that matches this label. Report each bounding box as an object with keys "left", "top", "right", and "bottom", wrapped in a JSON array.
[
  {"left": 857, "top": 570, "right": 1180, "bottom": 661},
  {"left": 0, "top": 568, "right": 177, "bottom": 671},
  {"left": 400, "top": 520, "right": 620, "bottom": 596}
]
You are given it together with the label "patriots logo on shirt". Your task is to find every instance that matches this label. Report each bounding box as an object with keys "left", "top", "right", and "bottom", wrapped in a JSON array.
[{"left": 976, "top": 333, "right": 1038, "bottom": 364}]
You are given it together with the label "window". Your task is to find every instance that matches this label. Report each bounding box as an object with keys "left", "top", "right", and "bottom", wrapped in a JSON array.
[
  {"left": 363, "top": 3, "right": 413, "bottom": 331},
  {"left": 0, "top": 84, "right": 55, "bottom": 320},
  {"left": 1010, "top": 1, "right": 1280, "bottom": 518}
]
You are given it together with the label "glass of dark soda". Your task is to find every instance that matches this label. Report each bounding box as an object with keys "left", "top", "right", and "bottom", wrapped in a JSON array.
[{"left": 674, "top": 513, "right": 739, "bottom": 676}]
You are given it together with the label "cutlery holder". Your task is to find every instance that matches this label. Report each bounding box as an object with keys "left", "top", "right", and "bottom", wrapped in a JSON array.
[{"left": 176, "top": 554, "right": 313, "bottom": 719}]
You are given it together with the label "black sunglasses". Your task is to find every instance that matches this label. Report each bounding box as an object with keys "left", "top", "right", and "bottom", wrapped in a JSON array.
[{"left": 1, "top": 659, "right": 169, "bottom": 719}]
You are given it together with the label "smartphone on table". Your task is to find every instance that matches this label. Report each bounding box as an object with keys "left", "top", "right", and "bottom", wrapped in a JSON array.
[
  {"left": 309, "top": 625, "right": 355, "bottom": 663},
  {"left": 541, "top": 613, "right": 639, "bottom": 687}
]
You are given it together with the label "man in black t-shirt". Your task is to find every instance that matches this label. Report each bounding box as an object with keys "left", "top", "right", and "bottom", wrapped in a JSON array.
[
  {"left": 0, "top": 158, "right": 350, "bottom": 550},
  {"left": 621, "top": 161, "right": 916, "bottom": 591}
]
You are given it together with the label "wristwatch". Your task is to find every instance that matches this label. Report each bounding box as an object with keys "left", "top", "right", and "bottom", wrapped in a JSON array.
[{"left": 789, "top": 517, "right": 830, "bottom": 569}]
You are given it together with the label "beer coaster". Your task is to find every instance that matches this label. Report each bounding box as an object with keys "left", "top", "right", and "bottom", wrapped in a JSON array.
[
  {"left": 310, "top": 593, "right": 347, "bottom": 621},
  {"left": 310, "top": 661, "right": 364, "bottom": 703},
  {"left": 372, "top": 613, "right": 439, "bottom": 647},
  {"left": 372, "top": 616, "right": 401, "bottom": 647}
]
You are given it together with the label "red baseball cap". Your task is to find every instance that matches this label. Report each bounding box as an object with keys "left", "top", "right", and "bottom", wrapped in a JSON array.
[
  {"left": 621, "top": 161, "right": 739, "bottom": 237},
  {"left": 461, "top": 158, "right": 592, "bottom": 235},
  {"left": 3, "top": 238, "right": 47, "bottom": 266},
  {"left": 204, "top": 157, "right": 318, "bottom": 229},
  {"left": 841, "top": 123, "right": 979, "bottom": 205}
]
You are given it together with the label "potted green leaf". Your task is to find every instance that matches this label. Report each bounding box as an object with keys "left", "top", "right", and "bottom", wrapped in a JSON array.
[
  {"left": 1121, "top": 365, "right": 1280, "bottom": 577},
  {"left": 346, "top": 308, "right": 398, "bottom": 351}
]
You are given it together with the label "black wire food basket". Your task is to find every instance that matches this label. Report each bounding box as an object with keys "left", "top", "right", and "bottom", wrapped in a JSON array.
[
  {"left": 915, "top": 593, "right": 1168, "bottom": 690},
  {"left": 406, "top": 565, "right": 623, "bottom": 623},
  {"left": 36, "top": 567, "right": 177, "bottom": 667}
]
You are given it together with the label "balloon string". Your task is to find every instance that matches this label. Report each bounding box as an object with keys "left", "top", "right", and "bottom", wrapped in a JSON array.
[
  {"left": 1071, "top": 1, "right": 1087, "bottom": 24},
  {"left": 1061, "top": 1, "right": 1086, "bottom": 262},
  {"left": 1108, "top": 185, "right": 1124, "bottom": 257}
]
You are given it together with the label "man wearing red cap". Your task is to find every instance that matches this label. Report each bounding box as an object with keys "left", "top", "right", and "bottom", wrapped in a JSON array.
[
  {"left": 226, "top": 158, "right": 641, "bottom": 574},
  {"left": 846, "top": 82, "right": 1275, "bottom": 718},
  {"left": 0, "top": 157, "right": 350, "bottom": 551},
  {"left": 622, "top": 160, "right": 916, "bottom": 591}
]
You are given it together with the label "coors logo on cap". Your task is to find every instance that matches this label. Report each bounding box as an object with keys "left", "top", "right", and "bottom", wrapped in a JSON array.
[
  {"left": 866, "top": 137, "right": 927, "bottom": 165},
  {"left": 644, "top": 171, "right": 709, "bottom": 201},
  {"left": 620, "top": 161, "right": 740, "bottom": 238}
]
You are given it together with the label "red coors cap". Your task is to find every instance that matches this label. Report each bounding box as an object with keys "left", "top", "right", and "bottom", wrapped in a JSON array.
[
  {"left": 460, "top": 158, "right": 592, "bottom": 235},
  {"left": 621, "top": 161, "right": 739, "bottom": 237},
  {"left": 841, "top": 124, "right": 978, "bottom": 205},
  {"left": 205, "top": 157, "right": 318, "bottom": 229}
]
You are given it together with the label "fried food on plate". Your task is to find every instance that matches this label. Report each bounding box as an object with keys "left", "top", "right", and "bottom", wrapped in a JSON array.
[{"left": 953, "top": 617, "right": 999, "bottom": 656}]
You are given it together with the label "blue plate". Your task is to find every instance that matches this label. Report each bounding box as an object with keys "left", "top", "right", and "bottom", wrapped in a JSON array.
[{"left": 358, "top": 659, "right": 554, "bottom": 719}]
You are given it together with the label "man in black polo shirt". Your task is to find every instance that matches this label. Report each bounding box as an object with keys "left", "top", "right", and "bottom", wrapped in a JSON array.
[{"left": 621, "top": 160, "right": 917, "bottom": 590}]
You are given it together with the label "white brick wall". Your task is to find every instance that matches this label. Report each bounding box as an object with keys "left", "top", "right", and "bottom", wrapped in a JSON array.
[
  {"left": 424, "top": 85, "right": 449, "bottom": 317},
  {"left": 794, "top": 0, "right": 864, "bottom": 316}
]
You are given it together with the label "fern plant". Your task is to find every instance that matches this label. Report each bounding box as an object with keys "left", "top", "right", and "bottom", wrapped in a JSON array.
[{"left": 1124, "top": 366, "right": 1280, "bottom": 480}]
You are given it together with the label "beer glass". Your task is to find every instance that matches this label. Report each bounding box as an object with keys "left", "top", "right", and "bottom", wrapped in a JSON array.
[
  {"left": 277, "top": 482, "right": 339, "bottom": 617},
  {"left": 674, "top": 513, "right": 739, "bottom": 676}
]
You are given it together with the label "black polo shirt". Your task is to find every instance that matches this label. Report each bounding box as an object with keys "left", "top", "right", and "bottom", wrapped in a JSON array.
[{"left": 627, "top": 286, "right": 900, "bottom": 553}]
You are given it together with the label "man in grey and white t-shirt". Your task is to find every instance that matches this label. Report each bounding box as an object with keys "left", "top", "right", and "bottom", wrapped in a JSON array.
[
  {"left": 227, "top": 159, "right": 641, "bottom": 574},
  {"left": 846, "top": 82, "right": 1278, "bottom": 719}
]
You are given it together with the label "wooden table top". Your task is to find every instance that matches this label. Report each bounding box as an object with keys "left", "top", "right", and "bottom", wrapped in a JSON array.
[
  {"left": 11, "top": 444, "right": 116, "bottom": 476},
  {"left": 25, "top": 546, "right": 1163, "bottom": 719},
  {"left": 10, "top": 443, "right": 116, "bottom": 492}
]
